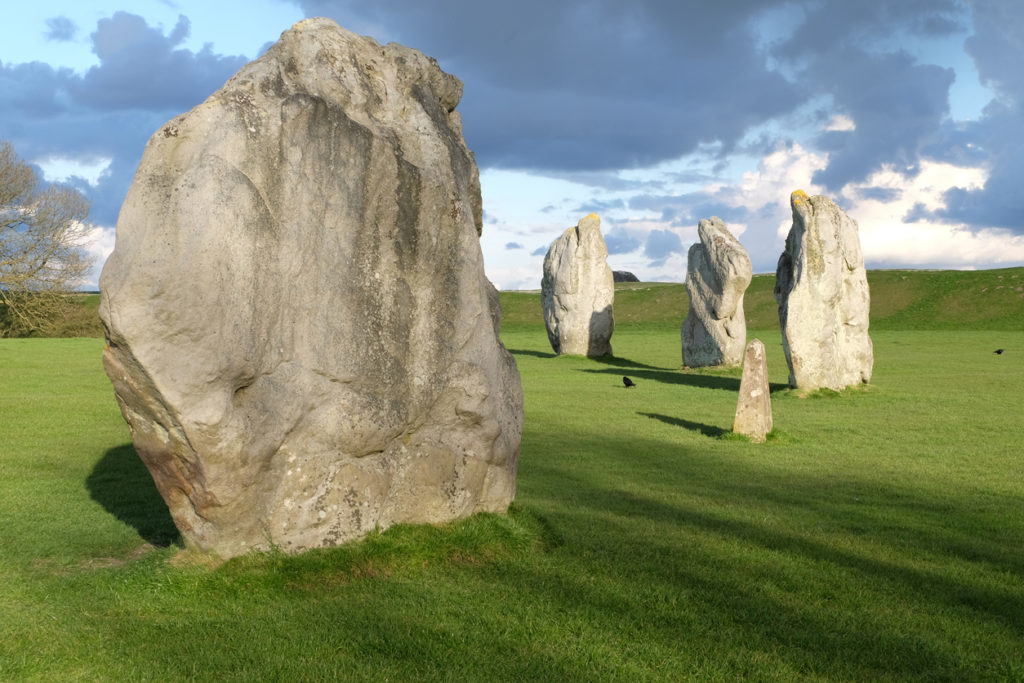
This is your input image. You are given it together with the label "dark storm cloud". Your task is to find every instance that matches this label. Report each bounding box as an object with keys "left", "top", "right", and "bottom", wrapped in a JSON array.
[
  {"left": 71, "top": 13, "right": 248, "bottom": 110},
  {"left": 574, "top": 198, "right": 625, "bottom": 215},
  {"left": 293, "top": 0, "right": 804, "bottom": 172},
  {"left": 643, "top": 229, "right": 683, "bottom": 265},
  {"left": 45, "top": 17, "right": 78, "bottom": 41},
  {"left": 5, "top": 0, "right": 1022, "bottom": 248},
  {"left": 808, "top": 49, "right": 954, "bottom": 191},
  {"left": 853, "top": 186, "right": 903, "bottom": 202},
  {"left": 630, "top": 192, "right": 749, "bottom": 227},
  {"left": 934, "top": 1, "right": 1024, "bottom": 233},
  {"left": 0, "top": 61, "right": 75, "bottom": 117},
  {"left": 289, "top": 0, "right": 997, "bottom": 202},
  {"left": 770, "top": 1, "right": 964, "bottom": 192},
  {"left": 604, "top": 229, "right": 641, "bottom": 256},
  {"left": 0, "top": 13, "right": 251, "bottom": 227}
]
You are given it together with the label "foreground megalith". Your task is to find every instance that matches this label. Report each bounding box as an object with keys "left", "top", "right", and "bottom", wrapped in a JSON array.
[
  {"left": 681, "top": 217, "right": 753, "bottom": 367},
  {"left": 733, "top": 339, "right": 772, "bottom": 443},
  {"left": 541, "top": 214, "right": 614, "bottom": 356},
  {"left": 99, "top": 18, "right": 523, "bottom": 558},
  {"left": 774, "top": 190, "right": 872, "bottom": 390}
]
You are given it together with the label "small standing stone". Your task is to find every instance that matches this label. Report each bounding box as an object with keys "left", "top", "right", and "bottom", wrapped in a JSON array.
[{"left": 733, "top": 338, "right": 772, "bottom": 443}]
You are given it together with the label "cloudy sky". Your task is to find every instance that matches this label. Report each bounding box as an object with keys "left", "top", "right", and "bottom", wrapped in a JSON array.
[{"left": 3, "top": 1, "right": 1023, "bottom": 289}]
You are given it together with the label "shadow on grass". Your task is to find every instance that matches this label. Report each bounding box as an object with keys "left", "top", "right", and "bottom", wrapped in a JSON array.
[
  {"left": 86, "top": 443, "right": 180, "bottom": 547},
  {"left": 586, "top": 354, "right": 667, "bottom": 371},
  {"left": 507, "top": 348, "right": 557, "bottom": 359},
  {"left": 582, "top": 366, "right": 740, "bottom": 390},
  {"left": 640, "top": 412, "right": 728, "bottom": 437},
  {"left": 582, "top": 366, "right": 790, "bottom": 393},
  {"left": 519, "top": 442, "right": 1024, "bottom": 677}
]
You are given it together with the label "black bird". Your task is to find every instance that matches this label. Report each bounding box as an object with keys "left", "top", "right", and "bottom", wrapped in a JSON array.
[
  {"left": 995, "top": 349, "right": 1005, "bottom": 355},
  {"left": 623, "top": 376, "right": 636, "bottom": 388}
]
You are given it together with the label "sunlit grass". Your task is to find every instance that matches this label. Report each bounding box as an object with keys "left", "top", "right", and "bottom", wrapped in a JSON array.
[{"left": 2, "top": 305, "right": 1023, "bottom": 678}]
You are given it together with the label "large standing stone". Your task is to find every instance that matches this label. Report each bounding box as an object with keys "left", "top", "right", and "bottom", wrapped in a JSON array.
[
  {"left": 733, "top": 339, "right": 772, "bottom": 443},
  {"left": 682, "top": 217, "right": 752, "bottom": 367},
  {"left": 98, "top": 18, "right": 523, "bottom": 558},
  {"left": 541, "top": 214, "right": 614, "bottom": 356},
  {"left": 774, "top": 190, "right": 873, "bottom": 390}
]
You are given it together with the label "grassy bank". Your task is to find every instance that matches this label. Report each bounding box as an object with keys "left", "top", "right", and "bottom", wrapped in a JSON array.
[
  {"left": 2, "top": 307, "right": 1023, "bottom": 678},
  {"left": 10, "top": 267, "right": 1024, "bottom": 339},
  {"left": 500, "top": 266, "right": 1024, "bottom": 332}
]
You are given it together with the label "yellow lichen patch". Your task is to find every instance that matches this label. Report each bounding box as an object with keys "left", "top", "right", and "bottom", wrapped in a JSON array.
[
  {"left": 584, "top": 213, "right": 600, "bottom": 220},
  {"left": 791, "top": 189, "right": 809, "bottom": 205}
]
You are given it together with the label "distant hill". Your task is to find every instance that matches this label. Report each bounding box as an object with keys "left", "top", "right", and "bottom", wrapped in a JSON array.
[
  {"left": 500, "top": 267, "right": 1024, "bottom": 331},
  {"left": 9, "top": 268, "right": 1023, "bottom": 338}
]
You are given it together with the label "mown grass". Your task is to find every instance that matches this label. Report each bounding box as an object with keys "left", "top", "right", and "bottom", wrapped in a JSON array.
[{"left": 2, "top": 275, "right": 1024, "bottom": 679}]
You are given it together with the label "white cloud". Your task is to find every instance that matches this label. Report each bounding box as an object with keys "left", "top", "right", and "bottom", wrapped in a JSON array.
[
  {"left": 838, "top": 161, "right": 1024, "bottom": 268},
  {"left": 82, "top": 224, "right": 116, "bottom": 289},
  {"left": 824, "top": 114, "right": 856, "bottom": 131},
  {"left": 35, "top": 155, "right": 112, "bottom": 186},
  {"left": 732, "top": 142, "right": 828, "bottom": 210}
]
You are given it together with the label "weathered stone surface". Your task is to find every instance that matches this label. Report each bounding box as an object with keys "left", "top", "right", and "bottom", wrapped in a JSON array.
[
  {"left": 681, "top": 217, "right": 752, "bottom": 367},
  {"left": 775, "top": 190, "right": 873, "bottom": 390},
  {"left": 733, "top": 339, "right": 772, "bottom": 443},
  {"left": 541, "top": 214, "right": 614, "bottom": 356},
  {"left": 98, "top": 18, "right": 523, "bottom": 558}
]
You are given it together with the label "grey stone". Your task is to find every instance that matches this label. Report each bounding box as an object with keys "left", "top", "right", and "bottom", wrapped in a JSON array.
[
  {"left": 98, "top": 18, "right": 523, "bottom": 558},
  {"left": 774, "top": 190, "right": 873, "bottom": 390},
  {"left": 613, "top": 270, "right": 639, "bottom": 283},
  {"left": 733, "top": 338, "right": 772, "bottom": 443},
  {"left": 682, "top": 217, "right": 752, "bottom": 367},
  {"left": 541, "top": 214, "right": 614, "bottom": 356}
]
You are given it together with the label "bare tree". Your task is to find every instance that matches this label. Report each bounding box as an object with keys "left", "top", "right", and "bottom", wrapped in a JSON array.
[{"left": 1, "top": 141, "right": 94, "bottom": 337}]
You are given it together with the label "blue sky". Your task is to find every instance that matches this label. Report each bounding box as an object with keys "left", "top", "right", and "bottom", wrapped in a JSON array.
[{"left": 2, "top": 0, "right": 1023, "bottom": 289}]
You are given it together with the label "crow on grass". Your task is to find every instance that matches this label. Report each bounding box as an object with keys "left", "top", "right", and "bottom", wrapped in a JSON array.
[
  {"left": 623, "top": 376, "right": 636, "bottom": 388},
  {"left": 995, "top": 349, "right": 1005, "bottom": 355}
]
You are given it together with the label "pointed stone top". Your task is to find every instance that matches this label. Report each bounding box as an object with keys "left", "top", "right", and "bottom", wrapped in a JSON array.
[{"left": 577, "top": 213, "right": 601, "bottom": 234}]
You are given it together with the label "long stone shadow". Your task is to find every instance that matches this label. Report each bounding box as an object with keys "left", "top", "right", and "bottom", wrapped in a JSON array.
[
  {"left": 507, "top": 348, "right": 557, "bottom": 359},
  {"left": 584, "top": 366, "right": 790, "bottom": 393},
  {"left": 585, "top": 354, "right": 666, "bottom": 371},
  {"left": 582, "top": 366, "right": 742, "bottom": 391},
  {"left": 640, "top": 412, "right": 728, "bottom": 437},
  {"left": 86, "top": 444, "right": 181, "bottom": 547}
]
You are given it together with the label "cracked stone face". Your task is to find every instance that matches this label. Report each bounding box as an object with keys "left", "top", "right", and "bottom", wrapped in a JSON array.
[
  {"left": 681, "top": 216, "right": 752, "bottom": 367},
  {"left": 99, "top": 18, "right": 522, "bottom": 558}
]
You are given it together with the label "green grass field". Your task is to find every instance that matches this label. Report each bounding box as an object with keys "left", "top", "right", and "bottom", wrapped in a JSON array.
[{"left": 2, "top": 270, "right": 1023, "bottom": 680}]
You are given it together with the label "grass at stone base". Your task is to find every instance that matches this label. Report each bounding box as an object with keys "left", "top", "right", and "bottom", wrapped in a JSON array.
[{"left": 1, "top": 330, "right": 1023, "bottom": 680}]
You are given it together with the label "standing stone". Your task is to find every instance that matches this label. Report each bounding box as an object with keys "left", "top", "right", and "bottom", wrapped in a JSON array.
[
  {"left": 682, "top": 217, "right": 752, "bottom": 367},
  {"left": 775, "top": 190, "right": 873, "bottom": 390},
  {"left": 98, "top": 18, "right": 523, "bottom": 558},
  {"left": 541, "top": 214, "right": 614, "bottom": 356},
  {"left": 733, "top": 339, "right": 772, "bottom": 443}
]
